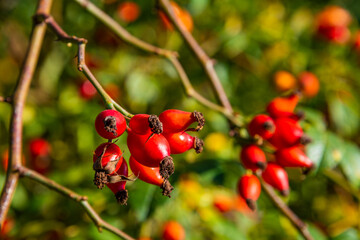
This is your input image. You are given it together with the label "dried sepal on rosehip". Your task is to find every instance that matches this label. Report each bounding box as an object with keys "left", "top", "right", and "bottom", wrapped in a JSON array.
[
  {"left": 127, "top": 129, "right": 174, "bottom": 179},
  {"left": 129, "top": 156, "right": 173, "bottom": 197},
  {"left": 159, "top": 109, "right": 205, "bottom": 133},
  {"left": 93, "top": 142, "right": 123, "bottom": 189},
  {"left": 95, "top": 109, "right": 126, "bottom": 139},
  {"left": 163, "top": 132, "right": 204, "bottom": 154},
  {"left": 106, "top": 160, "right": 129, "bottom": 205},
  {"left": 129, "top": 114, "right": 163, "bottom": 135},
  {"left": 240, "top": 145, "right": 267, "bottom": 171},
  {"left": 237, "top": 174, "right": 261, "bottom": 211}
]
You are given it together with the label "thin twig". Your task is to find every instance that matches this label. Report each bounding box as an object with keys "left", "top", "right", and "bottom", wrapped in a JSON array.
[
  {"left": 260, "top": 177, "right": 314, "bottom": 240},
  {"left": 17, "top": 166, "right": 135, "bottom": 240},
  {"left": 0, "top": 0, "right": 53, "bottom": 227},
  {"left": 158, "top": 0, "right": 234, "bottom": 115},
  {"left": 71, "top": 0, "right": 242, "bottom": 124},
  {"left": 36, "top": 13, "right": 133, "bottom": 118}
]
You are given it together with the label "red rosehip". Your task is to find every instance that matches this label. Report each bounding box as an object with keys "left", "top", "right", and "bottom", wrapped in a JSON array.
[
  {"left": 276, "top": 146, "right": 313, "bottom": 169},
  {"left": 237, "top": 174, "right": 261, "bottom": 210},
  {"left": 269, "top": 118, "right": 310, "bottom": 149},
  {"left": 240, "top": 145, "right": 267, "bottom": 171},
  {"left": 262, "top": 163, "right": 289, "bottom": 196},
  {"left": 213, "top": 195, "right": 234, "bottom": 213},
  {"left": 106, "top": 159, "right": 129, "bottom": 205},
  {"left": 29, "top": 138, "right": 51, "bottom": 157},
  {"left": 129, "top": 114, "right": 163, "bottom": 135},
  {"left": 79, "top": 80, "right": 97, "bottom": 100},
  {"left": 266, "top": 93, "right": 300, "bottom": 119},
  {"left": 159, "top": 109, "right": 204, "bottom": 133},
  {"left": 163, "top": 132, "right": 203, "bottom": 154},
  {"left": 248, "top": 114, "right": 275, "bottom": 140},
  {"left": 93, "top": 143, "right": 124, "bottom": 189},
  {"left": 127, "top": 129, "right": 174, "bottom": 179},
  {"left": 117, "top": 1, "right": 140, "bottom": 23},
  {"left": 162, "top": 221, "right": 185, "bottom": 240},
  {"left": 95, "top": 110, "right": 126, "bottom": 140},
  {"left": 129, "top": 156, "right": 173, "bottom": 197},
  {"left": 298, "top": 72, "right": 320, "bottom": 98},
  {"left": 158, "top": 1, "right": 193, "bottom": 33}
]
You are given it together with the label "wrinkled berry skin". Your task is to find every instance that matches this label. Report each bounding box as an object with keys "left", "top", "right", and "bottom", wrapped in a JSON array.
[{"left": 95, "top": 110, "right": 126, "bottom": 139}]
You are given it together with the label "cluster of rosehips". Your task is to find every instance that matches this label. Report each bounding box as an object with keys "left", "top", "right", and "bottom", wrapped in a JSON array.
[
  {"left": 237, "top": 92, "right": 313, "bottom": 210},
  {"left": 92, "top": 109, "right": 204, "bottom": 204}
]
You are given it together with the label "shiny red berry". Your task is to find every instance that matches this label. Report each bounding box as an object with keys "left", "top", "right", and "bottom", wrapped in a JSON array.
[
  {"left": 298, "top": 72, "right": 320, "bottom": 98},
  {"left": 127, "top": 129, "right": 174, "bottom": 179},
  {"left": 240, "top": 145, "right": 267, "bottom": 171},
  {"left": 159, "top": 109, "right": 205, "bottom": 133},
  {"left": 129, "top": 156, "right": 173, "bottom": 197},
  {"left": 129, "top": 114, "right": 163, "bottom": 135},
  {"left": 95, "top": 110, "right": 126, "bottom": 139},
  {"left": 269, "top": 118, "right": 310, "bottom": 149},
  {"left": 106, "top": 159, "right": 129, "bottom": 205},
  {"left": 266, "top": 93, "right": 300, "bottom": 119},
  {"left": 93, "top": 143, "right": 123, "bottom": 189},
  {"left": 237, "top": 174, "right": 261, "bottom": 210},
  {"left": 276, "top": 146, "right": 313, "bottom": 169},
  {"left": 262, "top": 163, "right": 289, "bottom": 196},
  {"left": 163, "top": 132, "right": 203, "bottom": 154},
  {"left": 248, "top": 114, "right": 275, "bottom": 140},
  {"left": 78, "top": 80, "right": 97, "bottom": 100},
  {"left": 29, "top": 138, "right": 51, "bottom": 157}
]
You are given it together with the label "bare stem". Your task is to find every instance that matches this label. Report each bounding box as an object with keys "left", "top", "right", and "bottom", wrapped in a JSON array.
[
  {"left": 18, "top": 166, "right": 135, "bottom": 240},
  {"left": 158, "top": 0, "right": 234, "bottom": 115},
  {"left": 37, "top": 13, "right": 133, "bottom": 118},
  {"left": 260, "top": 177, "right": 314, "bottom": 240},
  {"left": 0, "top": 0, "right": 53, "bottom": 227}
]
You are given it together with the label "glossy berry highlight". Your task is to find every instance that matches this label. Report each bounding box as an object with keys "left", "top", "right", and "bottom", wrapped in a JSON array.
[{"left": 95, "top": 109, "right": 126, "bottom": 140}]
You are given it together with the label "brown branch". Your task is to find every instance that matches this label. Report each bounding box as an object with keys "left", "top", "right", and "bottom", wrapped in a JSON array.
[
  {"left": 260, "top": 177, "right": 314, "bottom": 240},
  {"left": 0, "top": 0, "right": 53, "bottom": 227},
  {"left": 158, "top": 0, "right": 234, "bottom": 115},
  {"left": 17, "top": 166, "right": 135, "bottom": 240},
  {"left": 71, "top": 0, "right": 243, "bottom": 125}
]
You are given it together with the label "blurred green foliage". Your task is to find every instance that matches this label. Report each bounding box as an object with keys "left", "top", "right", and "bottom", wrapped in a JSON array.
[{"left": 1, "top": 0, "right": 360, "bottom": 239}]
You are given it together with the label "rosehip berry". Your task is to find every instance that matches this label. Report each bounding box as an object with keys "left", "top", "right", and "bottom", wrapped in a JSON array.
[
  {"left": 29, "top": 138, "right": 51, "bottom": 157},
  {"left": 240, "top": 145, "right": 267, "bottom": 171},
  {"left": 262, "top": 163, "right": 289, "bottom": 196},
  {"left": 129, "top": 156, "right": 173, "bottom": 197},
  {"left": 298, "top": 72, "right": 320, "bottom": 98},
  {"left": 159, "top": 109, "right": 205, "bottom": 133},
  {"left": 106, "top": 159, "right": 129, "bottom": 205},
  {"left": 129, "top": 114, "right": 163, "bottom": 135},
  {"left": 127, "top": 129, "right": 174, "bottom": 179},
  {"left": 266, "top": 93, "right": 300, "bottom": 119},
  {"left": 213, "top": 194, "right": 234, "bottom": 213},
  {"left": 93, "top": 142, "right": 124, "bottom": 189},
  {"left": 273, "top": 71, "right": 296, "bottom": 92},
  {"left": 163, "top": 132, "right": 203, "bottom": 154},
  {"left": 117, "top": 1, "right": 140, "bottom": 23},
  {"left": 2, "top": 150, "right": 26, "bottom": 172},
  {"left": 162, "top": 221, "right": 185, "bottom": 240},
  {"left": 95, "top": 110, "right": 126, "bottom": 140},
  {"left": 248, "top": 114, "right": 275, "bottom": 140},
  {"left": 237, "top": 174, "right": 261, "bottom": 210},
  {"left": 276, "top": 146, "right": 313, "bottom": 169},
  {"left": 269, "top": 118, "right": 310, "bottom": 149},
  {"left": 159, "top": 1, "right": 193, "bottom": 32},
  {"left": 79, "top": 80, "right": 97, "bottom": 100}
]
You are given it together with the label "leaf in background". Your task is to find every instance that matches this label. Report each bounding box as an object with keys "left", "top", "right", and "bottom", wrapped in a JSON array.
[
  {"left": 340, "top": 142, "right": 360, "bottom": 188},
  {"left": 128, "top": 180, "right": 156, "bottom": 222}
]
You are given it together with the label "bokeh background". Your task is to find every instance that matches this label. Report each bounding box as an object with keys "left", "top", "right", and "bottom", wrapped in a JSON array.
[{"left": 1, "top": 0, "right": 360, "bottom": 239}]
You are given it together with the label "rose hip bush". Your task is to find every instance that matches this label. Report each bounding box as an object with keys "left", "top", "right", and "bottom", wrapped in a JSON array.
[{"left": 1, "top": 0, "right": 360, "bottom": 240}]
